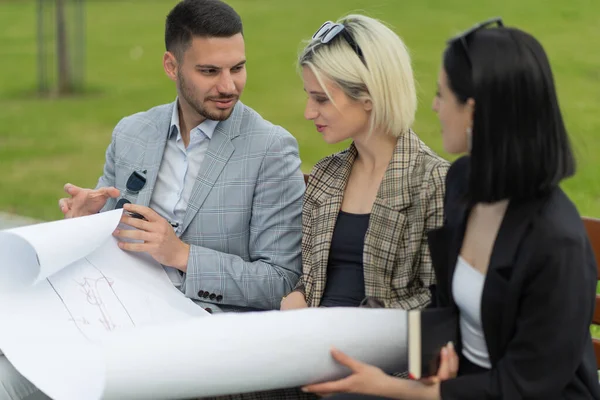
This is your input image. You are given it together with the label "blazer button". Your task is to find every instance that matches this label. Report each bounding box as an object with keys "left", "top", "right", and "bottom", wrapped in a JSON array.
[
  {"left": 216, "top": 295, "right": 223, "bottom": 302},
  {"left": 209, "top": 293, "right": 216, "bottom": 300},
  {"left": 203, "top": 292, "right": 210, "bottom": 298},
  {"left": 198, "top": 290, "right": 205, "bottom": 297},
  {"left": 204, "top": 307, "right": 213, "bottom": 314}
]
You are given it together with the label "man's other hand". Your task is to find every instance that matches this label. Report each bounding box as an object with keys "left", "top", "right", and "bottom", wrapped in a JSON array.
[{"left": 58, "top": 183, "right": 120, "bottom": 218}]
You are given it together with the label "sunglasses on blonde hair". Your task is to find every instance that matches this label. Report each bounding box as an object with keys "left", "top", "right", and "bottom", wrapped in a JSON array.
[{"left": 312, "top": 21, "right": 366, "bottom": 65}]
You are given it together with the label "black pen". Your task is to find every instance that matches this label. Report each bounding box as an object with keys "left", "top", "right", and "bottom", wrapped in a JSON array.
[{"left": 126, "top": 210, "right": 179, "bottom": 228}]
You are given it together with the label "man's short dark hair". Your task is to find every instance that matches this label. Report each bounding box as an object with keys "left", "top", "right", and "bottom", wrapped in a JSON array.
[
  {"left": 165, "top": 0, "right": 243, "bottom": 61},
  {"left": 443, "top": 27, "right": 575, "bottom": 203}
]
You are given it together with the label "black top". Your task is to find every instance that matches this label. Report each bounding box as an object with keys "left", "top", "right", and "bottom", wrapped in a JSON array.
[
  {"left": 319, "top": 211, "right": 370, "bottom": 308},
  {"left": 428, "top": 156, "right": 600, "bottom": 400}
]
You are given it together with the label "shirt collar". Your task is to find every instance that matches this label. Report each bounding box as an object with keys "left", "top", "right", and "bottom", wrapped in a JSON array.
[{"left": 169, "top": 100, "right": 219, "bottom": 141}]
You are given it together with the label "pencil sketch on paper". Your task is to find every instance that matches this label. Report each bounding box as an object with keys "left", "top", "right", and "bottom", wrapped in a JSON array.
[{"left": 46, "top": 257, "right": 136, "bottom": 341}]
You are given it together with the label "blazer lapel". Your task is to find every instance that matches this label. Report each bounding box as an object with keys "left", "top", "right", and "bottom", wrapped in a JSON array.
[
  {"left": 481, "top": 197, "right": 540, "bottom": 361},
  {"left": 137, "top": 102, "right": 174, "bottom": 207},
  {"left": 428, "top": 196, "right": 470, "bottom": 307},
  {"left": 447, "top": 200, "right": 470, "bottom": 304},
  {"left": 445, "top": 198, "right": 533, "bottom": 308},
  {"left": 427, "top": 225, "right": 451, "bottom": 306},
  {"left": 179, "top": 102, "right": 241, "bottom": 233},
  {"left": 427, "top": 156, "right": 471, "bottom": 306},
  {"left": 373, "top": 132, "right": 419, "bottom": 211},
  {"left": 487, "top": 198, "right": 539, "bottom": 272},
  {"left": 363, "top": 134, "right": 415, "bottom": 299},
  {"left": 307, "top": 146, "right": 356, "bottom": 307}
]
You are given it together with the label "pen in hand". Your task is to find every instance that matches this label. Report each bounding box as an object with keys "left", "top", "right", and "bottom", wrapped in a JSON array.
[
  {"left": 116, "top": 198, "right": 179, "bottom": 228},
  {"left": 126, "top": 210, "right": 179, "bottom": 228}
]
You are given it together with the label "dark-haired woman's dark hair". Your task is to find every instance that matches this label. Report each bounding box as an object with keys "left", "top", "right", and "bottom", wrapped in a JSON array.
[{"left": 443, "top": 26, "right": 575, "bottom": 203}]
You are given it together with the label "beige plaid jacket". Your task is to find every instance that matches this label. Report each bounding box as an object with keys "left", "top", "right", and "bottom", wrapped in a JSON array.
[{"left": 296, "top": 130, "right": 449, "bottom": 309}]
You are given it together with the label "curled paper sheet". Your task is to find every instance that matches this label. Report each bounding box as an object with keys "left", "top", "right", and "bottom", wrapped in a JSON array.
[{"left": 0, "top": 211, "right": 407, "bottom": 399}]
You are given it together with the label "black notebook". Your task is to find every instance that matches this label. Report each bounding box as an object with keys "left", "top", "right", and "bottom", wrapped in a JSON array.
[{"left": 407, "top": 307, "right": 458, "bottom": 379}]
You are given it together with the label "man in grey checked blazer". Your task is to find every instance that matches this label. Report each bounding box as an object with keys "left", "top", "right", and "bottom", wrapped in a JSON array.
[
  {"left": 58, "top": 0, "right": 304, "bottom": 314},
  {"left": 97, "top": 97, "right": 304, "bottom": 313}
]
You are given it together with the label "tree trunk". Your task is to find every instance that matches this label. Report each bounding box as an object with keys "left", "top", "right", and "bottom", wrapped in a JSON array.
[{"left": 56, "top": 0, "right": 72, "bottom": 94}]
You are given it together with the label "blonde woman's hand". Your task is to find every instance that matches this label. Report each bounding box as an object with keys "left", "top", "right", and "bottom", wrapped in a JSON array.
[{"left": 280, "top": 291, "right": 308, "bottom": 310}]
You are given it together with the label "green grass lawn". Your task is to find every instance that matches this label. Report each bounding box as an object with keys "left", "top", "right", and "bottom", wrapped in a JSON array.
[
  {"left": 1, "top": 0, "right": 599, "bottom": 221},
  {"left": 0, "top": 0, "right": 599, "bottom": 334}
]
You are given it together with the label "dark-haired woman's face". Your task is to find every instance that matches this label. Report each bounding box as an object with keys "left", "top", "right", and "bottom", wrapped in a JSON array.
[{"left": 432, "top": 67, "right": 473, "bottom": 154}]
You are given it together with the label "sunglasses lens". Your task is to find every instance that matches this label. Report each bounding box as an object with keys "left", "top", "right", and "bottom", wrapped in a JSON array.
[
  {"left": 126, "top": 171, "right": 146, "bottom": 193},
  {"left": 115, "top": 198, "right": 131, "bottom": 209},
  {"left": 313, "top": 21, "right": 334, "bottom": 40},
  {"left": 322, "top": 24, "right": 344, "bottom": 44}
]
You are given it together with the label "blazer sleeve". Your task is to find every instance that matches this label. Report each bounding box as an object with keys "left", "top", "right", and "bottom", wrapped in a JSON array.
[
  {"left": 182, "top": 128, "right": 305, "bottom": 310},
  {"left": 96, "top": 119, "right": 122, "bottom": 212},
  {"left": 292, "top": 279, "right": 306, "bottom": 295},
  {"left": 292, "top": 278, "right": 306, "bottom": 295},
  {"left": 440, "top": 233, "right": 597, "bottom": 399}
]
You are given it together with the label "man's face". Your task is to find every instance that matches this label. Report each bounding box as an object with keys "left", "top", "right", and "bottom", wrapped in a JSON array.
[{"left": 169, "top": 34, "right": 247, "bottom": 122}]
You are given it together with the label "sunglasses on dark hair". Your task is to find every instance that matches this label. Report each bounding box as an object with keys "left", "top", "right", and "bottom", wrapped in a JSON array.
[
  {"left": 312, "top": 21, "right": 365, "bottom": 65},
  {"left": 448, "top": 17, "right": 504, "bottom": 66}
]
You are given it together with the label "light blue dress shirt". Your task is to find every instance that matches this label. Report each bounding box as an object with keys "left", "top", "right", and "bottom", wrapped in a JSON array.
[{"left": 149, "top": 102, "right": 218, "bottom": 285}]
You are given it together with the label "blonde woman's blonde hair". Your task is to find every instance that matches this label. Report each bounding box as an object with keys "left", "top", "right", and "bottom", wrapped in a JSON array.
[{"left": 298, "top": 14, "right": 417, "bottom": 137}]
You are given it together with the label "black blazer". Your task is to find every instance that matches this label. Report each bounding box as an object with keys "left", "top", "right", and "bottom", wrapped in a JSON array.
[{"left": 428, "top": 156, "right": 600, "bottom": 400}]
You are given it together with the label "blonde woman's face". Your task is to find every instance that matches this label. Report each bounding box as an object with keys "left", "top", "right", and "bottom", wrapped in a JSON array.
[{"left": 302, "top": 66, "right": 371, "bottom": 144}]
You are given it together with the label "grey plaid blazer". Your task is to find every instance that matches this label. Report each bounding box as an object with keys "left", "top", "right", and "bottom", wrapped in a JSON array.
[
  {"left": 96, "top": 100, "right": 304, "bottom": 312},
  {"left": 296, "top": 130, "right": 449, "bottom": 309}
]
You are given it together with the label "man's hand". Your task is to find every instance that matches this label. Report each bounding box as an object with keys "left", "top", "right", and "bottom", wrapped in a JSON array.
[
  {"left": 58, "top": 183, "right": 120, "bottom": 218},
  {"left": 280, "top": 291, "right": 308, "bottom": 310},
  {"left": 113, "top": 203, "right": 190, "bottom": 271}
]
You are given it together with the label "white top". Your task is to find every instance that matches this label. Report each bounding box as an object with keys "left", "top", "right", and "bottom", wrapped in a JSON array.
[
  {"left": 149, "top": 102, "right": 218, "bottom": 286},
  {"left": 452, "top": 256, "right": 492, "bottom": 369}
]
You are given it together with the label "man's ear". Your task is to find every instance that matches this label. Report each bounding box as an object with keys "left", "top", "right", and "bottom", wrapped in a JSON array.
[{"left": 163, "top": 51, "right": 178, "bottom": 82}]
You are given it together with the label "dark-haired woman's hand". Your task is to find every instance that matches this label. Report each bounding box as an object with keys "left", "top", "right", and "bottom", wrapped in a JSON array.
[{"left": 419, "top": 342, "right": 459, "bottom": 386}]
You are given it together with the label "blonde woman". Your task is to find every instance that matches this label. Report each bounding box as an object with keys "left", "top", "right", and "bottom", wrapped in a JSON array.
[{"left": 281, "top": 15, "right": 449, "bottom": 311}]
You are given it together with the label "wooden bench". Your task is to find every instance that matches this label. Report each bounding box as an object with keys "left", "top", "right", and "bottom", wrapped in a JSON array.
[{"left": 583, "top": 217, "right": 600, "bottom": 367}]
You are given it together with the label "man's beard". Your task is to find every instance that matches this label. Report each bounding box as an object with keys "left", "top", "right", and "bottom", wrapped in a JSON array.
[{"left": 178, "top": 73, "right": 237, "bottom": 122}]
